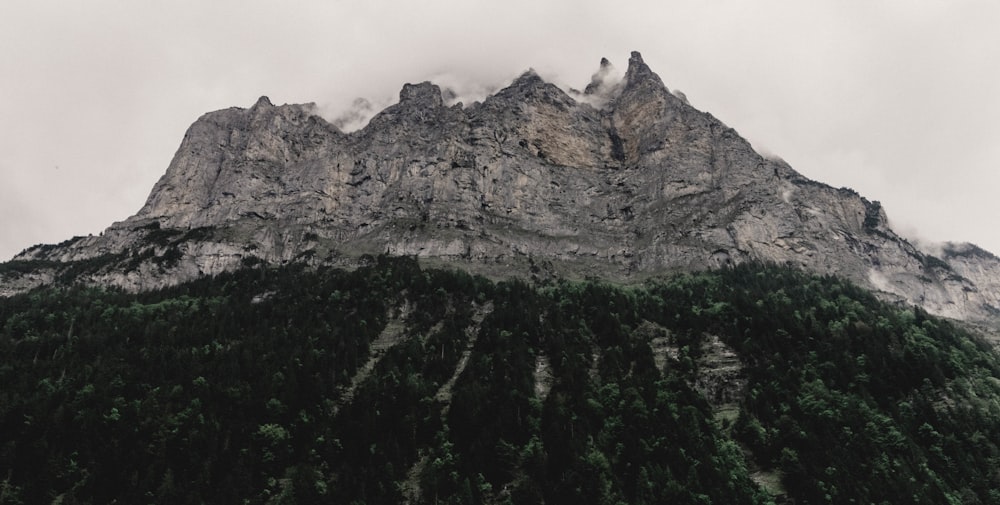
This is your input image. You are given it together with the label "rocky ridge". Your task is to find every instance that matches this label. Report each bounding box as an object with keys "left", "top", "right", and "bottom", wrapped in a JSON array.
[{"left": 5, "top": 51, "right": 1000, "bottom": 324}]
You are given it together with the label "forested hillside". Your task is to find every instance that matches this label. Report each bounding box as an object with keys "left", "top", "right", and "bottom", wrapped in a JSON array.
[{"left": 2, "top": 257, "right": 1000, "bottom": 504}]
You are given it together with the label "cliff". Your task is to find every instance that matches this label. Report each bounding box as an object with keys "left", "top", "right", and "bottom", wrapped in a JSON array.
[{"left": 6, "top": 51, "right": 1000, "bottom": 324}]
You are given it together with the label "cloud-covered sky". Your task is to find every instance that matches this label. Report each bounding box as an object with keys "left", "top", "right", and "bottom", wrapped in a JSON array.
[{"left": 2, "top": 0, "right": 998, "bottom": 260}]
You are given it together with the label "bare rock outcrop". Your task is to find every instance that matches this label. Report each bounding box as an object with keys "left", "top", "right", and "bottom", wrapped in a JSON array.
[{"left": 6, "top": 51, "right": 1000, "bottom": 324}]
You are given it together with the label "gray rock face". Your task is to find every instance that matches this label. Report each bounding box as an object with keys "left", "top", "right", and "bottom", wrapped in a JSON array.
[{"left": 6, "top": 51, "right": 1000, "bottom": 324}]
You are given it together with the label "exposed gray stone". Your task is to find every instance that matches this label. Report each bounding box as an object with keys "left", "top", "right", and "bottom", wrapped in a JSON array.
[{"left": 6, "top": 51, "right": 1000, "bottom": 325}]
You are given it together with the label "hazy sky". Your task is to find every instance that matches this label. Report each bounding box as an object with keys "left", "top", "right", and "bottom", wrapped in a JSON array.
[{"left": 2, "top": 1, "right": 998, "bottom": 261}]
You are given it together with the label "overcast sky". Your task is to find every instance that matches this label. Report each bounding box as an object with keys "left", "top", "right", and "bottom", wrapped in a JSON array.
[{"left": 2, "top": 1, "right": 998, "bottom": 261}]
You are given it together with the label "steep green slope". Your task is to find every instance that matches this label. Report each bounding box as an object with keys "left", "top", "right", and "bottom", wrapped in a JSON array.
[{"left": 1, "top": 257, "right": 999, "bottom": 504}]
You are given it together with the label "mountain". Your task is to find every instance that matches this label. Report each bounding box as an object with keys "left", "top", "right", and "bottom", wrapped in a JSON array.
[
  {"left": 4, "top": 51, "right": 1000, "bottom": 325},
  {"left": 5, "top": 52, "right": 1000, "bottom": 504}
]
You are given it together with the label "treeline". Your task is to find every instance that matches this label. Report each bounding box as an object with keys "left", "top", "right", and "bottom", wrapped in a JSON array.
[{"left": 1, "top": 257, "right": 999, "bottom": 504}]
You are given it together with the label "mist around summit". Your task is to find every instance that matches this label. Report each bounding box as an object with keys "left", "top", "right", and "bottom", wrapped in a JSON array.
[{"left": 321, "top": 60, "right": 630, "bottom": 134}]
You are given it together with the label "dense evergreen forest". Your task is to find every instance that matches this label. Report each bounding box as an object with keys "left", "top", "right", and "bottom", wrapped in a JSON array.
[{"left": 2, "top": 256, "right": 1000, "bottom": 504}]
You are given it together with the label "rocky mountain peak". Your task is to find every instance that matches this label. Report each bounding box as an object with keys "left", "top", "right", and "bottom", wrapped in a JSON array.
[
  {"left": 5, "top": 51, "right": 1000, "bottom": 327},
  {"left": 584, "top": 57, "right": 618, "bottom": 98},
  {"left": 623, "top": 50, "right": 665, "bottom": 90},
  {"left": 252, "top": 95, "right": 274, "bottom": 109},
  {"left": 398, "top": 81, "right": 444, "bottom": 108},
  {"left": 511, "top": 68, "right": 544, "bottom": 85},
  {"left": 495, "top": 70, "right": 566, "bottom": 103}
]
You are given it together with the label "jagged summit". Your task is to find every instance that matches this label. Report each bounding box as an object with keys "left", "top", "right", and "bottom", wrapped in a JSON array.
[
  {"left": 253, "top": 95, "right": 274, "bottom": 108},
  {"left": 512, "top": 68, "right": 544, "bottom": 84},
  {"left": 584, "top": 57, "right": 617, "bottom": 97},
  {"left": 397, "top": 81, "right": 444, "bottom": 107},
  {"left": 490, "top": 69, "right": 572, "bottom": 109},
  {"left": 5, "top": 51, "right": 1000, "bottom": 325},
  {"left": 624, "top": 51, "right": 659, "bottom": 84}
]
